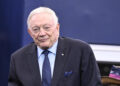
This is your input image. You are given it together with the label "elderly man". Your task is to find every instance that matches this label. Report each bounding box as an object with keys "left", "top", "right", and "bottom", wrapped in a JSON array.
[{"left": 8, "top": 7, "right": 102, "bottom": 86}]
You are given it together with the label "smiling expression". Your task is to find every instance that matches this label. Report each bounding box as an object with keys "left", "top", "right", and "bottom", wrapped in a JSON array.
[{"left": 28, "top": 12, "right": 60, "bottom": 49}]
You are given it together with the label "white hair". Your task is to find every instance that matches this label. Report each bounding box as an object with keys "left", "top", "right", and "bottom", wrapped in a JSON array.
[{"left": 27, "top": 7, "right": 59, "bottom": 29}]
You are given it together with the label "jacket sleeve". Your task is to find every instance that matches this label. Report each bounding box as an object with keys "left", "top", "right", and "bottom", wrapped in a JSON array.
[
  {"left": 8, "top": 55, "right": 20, "bottom": 86},
  {"left": 80, "top": 45, "right": 102, "bottom": 86}
]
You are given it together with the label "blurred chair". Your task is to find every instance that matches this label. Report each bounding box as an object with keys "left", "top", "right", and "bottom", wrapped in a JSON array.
[{"left": 101, "top": 76, "right": 120, "bottom": 86}]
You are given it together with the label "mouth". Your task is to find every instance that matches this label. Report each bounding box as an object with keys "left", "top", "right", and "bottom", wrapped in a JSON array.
[{"left": 38, "top": 38, "right": 48, "bottom": 42}]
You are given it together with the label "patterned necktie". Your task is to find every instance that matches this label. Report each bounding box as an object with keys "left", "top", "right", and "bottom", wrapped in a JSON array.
[{"left": 42, "top": 50, "right": 51, "bottom": 86}]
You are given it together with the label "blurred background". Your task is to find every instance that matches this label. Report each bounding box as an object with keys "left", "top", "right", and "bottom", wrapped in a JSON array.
[{"left": 0, "top": 0, "right": 120, "bottom": 86}]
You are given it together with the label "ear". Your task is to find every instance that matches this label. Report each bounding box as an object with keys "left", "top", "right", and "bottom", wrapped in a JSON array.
[
  {"left": 28, "top": 29, "right": 33, "bottom": 38},
  {"left": 56, "top": 23, "right": 60, "bottom": 31}
]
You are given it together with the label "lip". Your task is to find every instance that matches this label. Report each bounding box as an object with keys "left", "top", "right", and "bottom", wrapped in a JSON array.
[{"left": 38, "top": 38, "right": 48, "bottom": 42}]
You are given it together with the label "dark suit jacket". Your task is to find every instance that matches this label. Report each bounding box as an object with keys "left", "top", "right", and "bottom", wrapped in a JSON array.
[{"left": 8, "top": 37, "right": 102, "bottom": 86}]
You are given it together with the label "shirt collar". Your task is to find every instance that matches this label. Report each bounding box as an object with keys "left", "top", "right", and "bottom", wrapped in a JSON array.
[{"left": 37, "top": 40, "right": 58, "bottom": 58}]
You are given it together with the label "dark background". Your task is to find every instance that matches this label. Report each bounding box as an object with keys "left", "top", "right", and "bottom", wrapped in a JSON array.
[{"left": 0, "top": 0, "right": 120, "bottom": 85}]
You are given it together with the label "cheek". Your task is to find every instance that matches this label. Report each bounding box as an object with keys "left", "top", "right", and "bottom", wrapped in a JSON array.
[
  {"left": 50, "top": 30, "right": 59, "bottom": 40},
  {"left": 32, "top": 34, "right": 38, "bottom": 38},
  {"left": 54, "top": 29, "right": 59, "bottom": 37},
  {"left": 32, "top": 34, "right": 38, "bottom": 41}
]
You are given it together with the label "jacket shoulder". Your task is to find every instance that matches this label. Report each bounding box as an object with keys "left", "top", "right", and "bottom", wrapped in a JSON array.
[
  {"left": 11, "top": 42, "right": 36, "bottom": 57},
  {"left": 61, "top": 37, "right": 91, "bottom": 49}
]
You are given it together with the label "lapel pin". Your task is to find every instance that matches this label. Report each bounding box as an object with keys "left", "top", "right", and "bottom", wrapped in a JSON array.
[{"left": 61, "top": 53, "right": 64, "bottom": 56}]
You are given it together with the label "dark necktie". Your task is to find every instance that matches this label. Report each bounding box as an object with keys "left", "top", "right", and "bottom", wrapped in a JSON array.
[{"left": 42, "top": 50, "right": 51, "bottom": 86}]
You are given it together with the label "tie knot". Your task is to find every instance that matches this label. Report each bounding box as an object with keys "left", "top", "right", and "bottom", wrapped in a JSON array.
[{"left": 42, "top": 50, "right": 49, "bottom": 56}]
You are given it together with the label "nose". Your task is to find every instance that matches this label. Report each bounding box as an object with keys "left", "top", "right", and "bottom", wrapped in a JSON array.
[{"left": 38, "top": 28, "right": 46, "bottom": 36}]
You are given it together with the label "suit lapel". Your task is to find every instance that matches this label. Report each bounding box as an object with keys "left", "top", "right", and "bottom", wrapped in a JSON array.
[
  {"left": 25, "top": 38, "right": 68, "bottom": 86},
  {"left": 51, "top": 37, "right": 68, "bottom": 86},
  {"left": 26, "top": 43, "right": 42, "bottom": 86}
]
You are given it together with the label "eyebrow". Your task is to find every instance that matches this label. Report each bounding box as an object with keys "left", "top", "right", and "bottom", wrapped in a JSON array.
[
  {"left": 31, "top": 24, "right": 53, "bottom": 28},
  {"left": 43, "top": 24, "right": 52, "bottom": 26},
  {"left": 32, "top": 26, "right": 40, "bottom": 29}
]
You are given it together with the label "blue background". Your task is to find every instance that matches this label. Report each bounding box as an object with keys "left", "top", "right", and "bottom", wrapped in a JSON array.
[{"left": 0, "top": 0, "right": 120, "bottom": 85}]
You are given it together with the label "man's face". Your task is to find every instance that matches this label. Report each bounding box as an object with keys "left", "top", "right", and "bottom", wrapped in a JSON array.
[{"left": 28, "top": 12, "right": 59, "bottom": 49}]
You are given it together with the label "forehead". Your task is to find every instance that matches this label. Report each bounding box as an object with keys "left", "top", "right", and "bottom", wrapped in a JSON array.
[{"left": 29, "top": 12, "right": 55, "bottom": 25}]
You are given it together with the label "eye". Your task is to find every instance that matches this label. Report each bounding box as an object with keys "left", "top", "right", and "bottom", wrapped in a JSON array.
[
  {"left": 32, "top": 26, "right": 40, "bottom": 33},
  {"left": 43, "top": 26, "right": 51, "bottom": 30},
  {"left": 44, "top": 26, "right": 50, "bottom": 29},
  {"left": 33, "top": 28, "right": 39, "bottom": 31}
]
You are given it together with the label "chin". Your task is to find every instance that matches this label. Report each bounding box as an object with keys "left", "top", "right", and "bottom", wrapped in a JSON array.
[
  {"left": 36, "top": 41, "right": 52, "bottom": 49},
  {"left": 39, "top": 44, "right": 50, "bottom": 49},
  {"left": 41, "top": 46, "right": 49, "bottom": 50}
]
